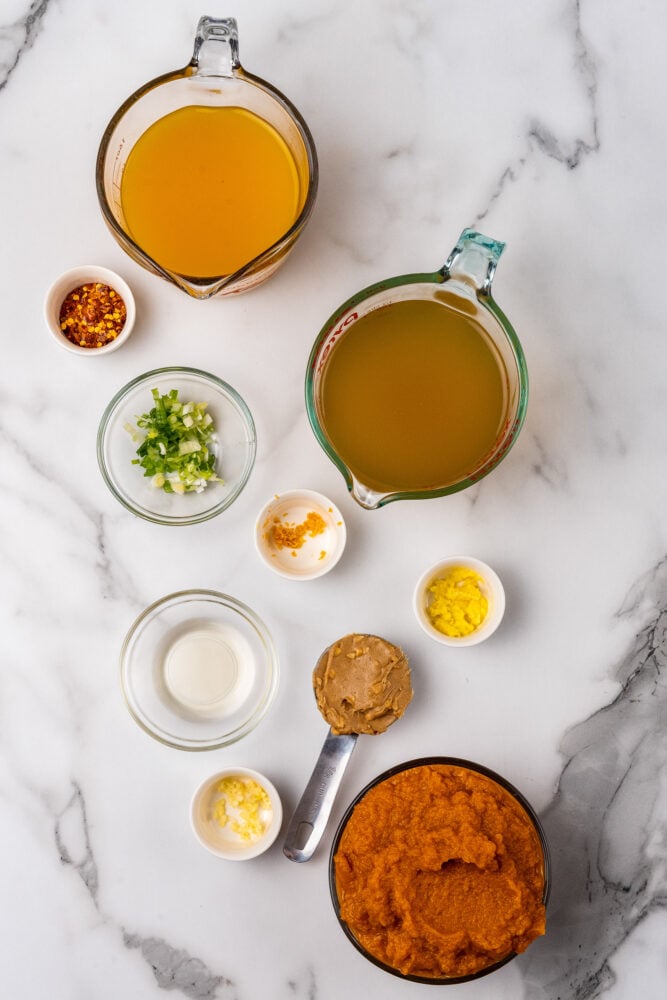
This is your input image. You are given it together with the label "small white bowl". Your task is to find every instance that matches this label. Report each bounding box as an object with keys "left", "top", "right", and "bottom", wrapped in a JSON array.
[
  {"left": 413, "top": 556, "right": 505, "bottom": 647},
  {"left": 44, "top": 265, "right": 136, "bottom": 355},
  {"left": 191, "top": 767, "right": 283, "bottom": 861},
  {"left": 254, "top": 490, "right": 346, "bottom": 580}
]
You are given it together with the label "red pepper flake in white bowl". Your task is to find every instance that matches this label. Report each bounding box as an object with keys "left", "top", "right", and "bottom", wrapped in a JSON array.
[
  {"left": 44, "top": 265, "right": 135, "bottom": 355},
  {"left": 59, "top": 281, "right": 127, "bottom": 348}
]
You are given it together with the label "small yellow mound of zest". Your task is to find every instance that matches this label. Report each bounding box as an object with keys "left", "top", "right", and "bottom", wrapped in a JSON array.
[
  {"left": 269, "top": 511, "right": 327, "bottom": 550},
  {"left": 212, "top": 776, "right": 271, "bottom": 842},
  {"left": 427, "top": 566, "right": 488, "bottom": 637}
]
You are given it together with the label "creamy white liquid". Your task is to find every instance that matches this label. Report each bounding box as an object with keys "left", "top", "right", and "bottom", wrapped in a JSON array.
[{"left": 163, "top": 622, "right": 255, "bottom": 718}]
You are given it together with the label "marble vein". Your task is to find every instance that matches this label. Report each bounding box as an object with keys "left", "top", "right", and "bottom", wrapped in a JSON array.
[
  {"left": 476, "top": 0, "right": 600, "bottom": 223},
  {"left": 527, "top": 434, "right": 569, "bottom": 492},
  {"left": 286, "top": 968, "right": 317, "bottom": 999},
  {"left": 276, "top": 5, "right": 336, "bottom": 44},
  {"left": 55, "top": 780, "right": 236, "bottom": 999},
  {"left": 123, "top": 934, "right": 234, "bottom": 1000},
  {"left": 520, "top": 557, "right": 667, "bottom": 999},
  {"left": 55, "top": 783, "right": 99, "bottom": 904},
  {"left": 0, "top": 0, "right": 51, "bottom": 93},
  {"left": 0, "top": 421, "right": 142, "bottom": 607}
]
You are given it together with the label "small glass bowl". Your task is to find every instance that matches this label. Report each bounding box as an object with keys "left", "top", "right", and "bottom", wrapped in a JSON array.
[
  {"left": 120, "top": 590, "right": 279, "bottom": 750},
  {"left": 413, "top": 556, "right": 505, "bottom": 646},
  {"left": 44, "top": 265, "right": 136, "bottom": 355},
  {"left": 98, "top": 367, "right": 256, "bottom": 525},
  {"left": 191, "top": 767, "right": 283, "bottom": 860},
  {"left": 329, "top": 756, "right": 551, "bottom": 984}
]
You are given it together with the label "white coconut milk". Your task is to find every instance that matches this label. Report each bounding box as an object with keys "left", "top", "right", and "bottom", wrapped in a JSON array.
[{"left": 163, "top": 622, "right": 255, "bottom": 717}]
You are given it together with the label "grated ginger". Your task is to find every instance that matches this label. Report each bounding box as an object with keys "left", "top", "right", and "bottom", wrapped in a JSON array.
[
  {"left": 212, "top": 776, "right": 271, "bottom": 842},
  {"left": 427, "top": 566, "right": 489, "bottom": 637}
]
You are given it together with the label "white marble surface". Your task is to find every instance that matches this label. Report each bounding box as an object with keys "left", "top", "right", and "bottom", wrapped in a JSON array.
[{"left": 1, "top": 0, "right": 666, "bottom": 997}]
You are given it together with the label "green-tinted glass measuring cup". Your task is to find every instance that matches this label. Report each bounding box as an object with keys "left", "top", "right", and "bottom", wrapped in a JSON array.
[{"left": 305, "top": 229, "right": 528, "bottom": 510}]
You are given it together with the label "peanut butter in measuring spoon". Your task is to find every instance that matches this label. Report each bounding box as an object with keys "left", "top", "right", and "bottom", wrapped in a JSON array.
[
  {"left": 313, "top": 633, "right": 413, "bottom": 735},
  {"left": 284, "top": 634, "right": 412, "bottom": 862}
]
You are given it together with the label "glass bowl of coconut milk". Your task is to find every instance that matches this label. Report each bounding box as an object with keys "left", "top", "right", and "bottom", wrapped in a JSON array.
[{"left": 120, "top": 590, "right": 279, "bottom": 750}]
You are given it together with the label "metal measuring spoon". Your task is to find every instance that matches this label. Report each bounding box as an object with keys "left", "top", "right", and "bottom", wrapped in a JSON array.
[{"left": 283, "top": 634, "right": 412, "bottom": 863}]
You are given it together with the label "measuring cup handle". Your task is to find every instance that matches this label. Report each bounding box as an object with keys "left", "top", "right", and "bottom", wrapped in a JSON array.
[
  {"left": 283, "top": 730, "right": 358, "bottom": 863},
  {"left": 442, "top": 229, "right": 506, "bottom": 295},
  {"left": 191, "top": 16, "right": 240, "bottom": 77}
]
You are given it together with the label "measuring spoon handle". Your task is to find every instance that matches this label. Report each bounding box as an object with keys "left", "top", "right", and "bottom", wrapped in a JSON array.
[{"left": 283, "top": 729, "right": 358, "bottom": 863}]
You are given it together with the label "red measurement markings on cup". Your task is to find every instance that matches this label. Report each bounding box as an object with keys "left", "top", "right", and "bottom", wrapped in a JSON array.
[{"left": 316, "top": 312, "right": 358, "bottom": 373}]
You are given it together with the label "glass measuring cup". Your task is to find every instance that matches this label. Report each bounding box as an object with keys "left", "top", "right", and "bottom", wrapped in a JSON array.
[
  {"left": 306, "top": 229, "right": 528, "bottom": 509},
  {"left": 96, "top": 17, "right": 318, "bottom": 299}
]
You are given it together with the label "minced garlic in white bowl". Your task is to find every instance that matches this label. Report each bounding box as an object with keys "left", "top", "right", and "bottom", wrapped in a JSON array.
[{"left": 191, "top": 767, "right": 282, "bottom": 860}]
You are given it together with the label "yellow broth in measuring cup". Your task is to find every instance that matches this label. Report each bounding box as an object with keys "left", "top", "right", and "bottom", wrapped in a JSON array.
[
  {"left": 319, "top": 298, "right": 508, "bottom": 493},
  {"left": 97, "top": 17, "right": 317, "bottom": 299},
  {"left": 120, "top": 105, "right": 305, "bottom": 279},
  {"left": 306, "top": 230, "right": 528, "bottom": 509}
]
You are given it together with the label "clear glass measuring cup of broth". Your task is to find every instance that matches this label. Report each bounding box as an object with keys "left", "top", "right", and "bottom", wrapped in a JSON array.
[
  {"left": 96, "top": 17, "right": 318, "bottom": 299},
  {"left": 306, "top": 229, "right": 528, "bottom": 510}
]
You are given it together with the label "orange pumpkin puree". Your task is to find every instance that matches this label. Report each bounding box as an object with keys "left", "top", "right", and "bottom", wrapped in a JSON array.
[{"left": 334, "top": 764, "right": 546, "bottom": 979}]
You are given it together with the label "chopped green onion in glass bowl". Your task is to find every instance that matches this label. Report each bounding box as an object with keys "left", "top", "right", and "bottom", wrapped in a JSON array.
[{"left": 98, "top": 367, "right": 256, "bottom": 525}]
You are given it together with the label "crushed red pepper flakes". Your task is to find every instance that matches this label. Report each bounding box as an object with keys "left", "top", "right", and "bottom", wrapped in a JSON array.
[{"left": 59, "top": 282, "right": 126, "bottom": 349}]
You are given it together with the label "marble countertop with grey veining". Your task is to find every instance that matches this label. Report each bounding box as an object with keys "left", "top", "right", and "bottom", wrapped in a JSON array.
[{"left": 1, "top": 1, "right": 665, "bottom": 998}]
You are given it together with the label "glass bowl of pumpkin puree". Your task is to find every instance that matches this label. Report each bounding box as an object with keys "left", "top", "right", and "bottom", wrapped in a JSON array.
[{"left": 329, "top": 757, "right": 550, "bottom": 984}]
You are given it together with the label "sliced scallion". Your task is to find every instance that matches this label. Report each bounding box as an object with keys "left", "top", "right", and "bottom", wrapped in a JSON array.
[{"left": 125, "top": 388, "right": 223, "bottom": 494}]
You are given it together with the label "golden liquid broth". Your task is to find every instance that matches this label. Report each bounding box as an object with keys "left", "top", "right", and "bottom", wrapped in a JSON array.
[
  {"left": 121, "top": 105, "right": 303, "bottom": 278},
  {"left": 319, "top": 298, "right": 509, "bottom": 493}
]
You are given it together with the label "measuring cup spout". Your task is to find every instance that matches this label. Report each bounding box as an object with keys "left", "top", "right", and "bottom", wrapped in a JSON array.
[
  {"left": 350, "top": 477, "right": 387, "bottom": 511},
  {"left": 168, "top": 274, "right": 228, "bottom": 300}
]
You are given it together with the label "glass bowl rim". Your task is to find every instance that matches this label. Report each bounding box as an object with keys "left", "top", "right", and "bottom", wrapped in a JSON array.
[
  {"left": 119, "top": 588, "right": 279, "bottom": 750},
  {"left": 328, "top": 755, "right": 551, "bottom": 985},
  {"left": 97, "top": 365, "right": 256, "bottom": 525}
]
